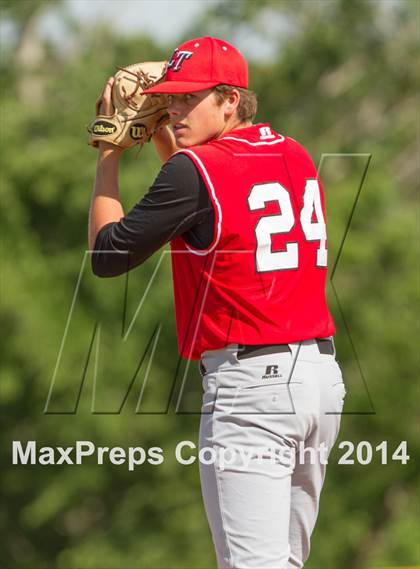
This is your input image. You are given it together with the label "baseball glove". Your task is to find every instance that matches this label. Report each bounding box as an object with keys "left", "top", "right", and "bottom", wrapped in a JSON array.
[{"left": 87, "top": 61, "right": 170, "bottom": 149}]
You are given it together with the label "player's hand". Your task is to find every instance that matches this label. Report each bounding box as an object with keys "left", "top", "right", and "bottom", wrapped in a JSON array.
[
  {"left": 151, "top": 124, "right": 180, "bottom": 163},
  {"left": 96, "top": 77, "right": 124, "bottom": 154}
]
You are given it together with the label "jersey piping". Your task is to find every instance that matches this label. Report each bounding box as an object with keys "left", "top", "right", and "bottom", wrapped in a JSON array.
[{"left": 176, "top": 148, "right": 222, "bottom": 255}]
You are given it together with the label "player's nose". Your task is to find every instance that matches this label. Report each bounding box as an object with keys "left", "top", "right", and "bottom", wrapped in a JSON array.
[
  {"left": 167, "top": 96, "right": 183, "bottom": 117},
  {"left": 168, "top": 103, "right": 181, "bottom": 118}
]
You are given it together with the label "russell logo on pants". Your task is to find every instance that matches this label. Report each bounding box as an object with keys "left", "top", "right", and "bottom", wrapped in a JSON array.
[{"left": 262, "top": 365, "right": 284, "bottom": 380}]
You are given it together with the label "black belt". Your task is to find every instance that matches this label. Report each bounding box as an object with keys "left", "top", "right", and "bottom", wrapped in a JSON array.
[
  {"left": 199, "top": 338, "right": 335, "bottom": 376},
  {"left": 237, "top": 338, "right": 334, "bottom": 360}
]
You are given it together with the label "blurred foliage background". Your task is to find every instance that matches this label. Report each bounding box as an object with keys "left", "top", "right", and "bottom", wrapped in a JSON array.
[{"left": 1, "top": 0, "right": 418, "bottom": 568}]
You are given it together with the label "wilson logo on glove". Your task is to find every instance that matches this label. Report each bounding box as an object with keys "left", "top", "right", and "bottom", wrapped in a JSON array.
[
  {"left": 92, "top": 121, "right": 117, "bottom": 135},
  {"left": 130, "top": 124, "right": 147, "bottom": 140}
]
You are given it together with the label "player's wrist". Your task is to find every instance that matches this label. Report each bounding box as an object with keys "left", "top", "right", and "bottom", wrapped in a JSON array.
[
  {"left": 151, "top": 125, "right": 179, "bottom": 163},
  {"left": 97, "top": 141, "right": 124, "bottom": 156}
]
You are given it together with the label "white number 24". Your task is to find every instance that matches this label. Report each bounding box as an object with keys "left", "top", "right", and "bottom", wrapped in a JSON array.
[{"left": 247, "top": 179, "right": 327, "bottom": 272}]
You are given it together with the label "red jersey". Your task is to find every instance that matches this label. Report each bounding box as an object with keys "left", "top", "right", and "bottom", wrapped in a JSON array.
[{"left": 170, "top": 123, "right": 335, "bottom": 360}]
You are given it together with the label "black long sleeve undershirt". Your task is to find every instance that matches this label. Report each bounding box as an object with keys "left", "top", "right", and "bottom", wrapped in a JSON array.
[{"left": 91, "top": 153, "right": 215, "bottom": 278}]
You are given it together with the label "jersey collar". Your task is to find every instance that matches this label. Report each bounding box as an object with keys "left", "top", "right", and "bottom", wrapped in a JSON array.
[{"left": 219, "top": 123, "right": 282, "bottom": 143}]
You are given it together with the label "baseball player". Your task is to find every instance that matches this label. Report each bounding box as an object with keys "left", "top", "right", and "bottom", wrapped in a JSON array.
[{"left": 88, "top": 36, "right": 346, "bottom": 569}]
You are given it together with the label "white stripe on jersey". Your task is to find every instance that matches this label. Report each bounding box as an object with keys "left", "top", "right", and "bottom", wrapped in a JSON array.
[
  {"left": 177, "top": 149, "right": 223, "bottom": 255},
  {"left": 221, "top": 135, "right": 285, "bottom": 146}
]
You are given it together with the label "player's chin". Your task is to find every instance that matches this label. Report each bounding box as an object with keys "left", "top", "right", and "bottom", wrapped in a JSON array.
[
  {"left": 174, "top": 134, "right": 193, "bottom": 148},
  {"left": 175, "top": 132, "right": 211, "bottom": 148}
]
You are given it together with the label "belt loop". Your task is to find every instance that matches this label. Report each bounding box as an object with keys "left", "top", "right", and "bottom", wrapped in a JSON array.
[{"left": 316, "top": 337, "right": 335, "bottom": 355}]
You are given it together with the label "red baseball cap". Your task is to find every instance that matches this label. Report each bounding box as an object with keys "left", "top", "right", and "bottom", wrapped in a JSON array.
[{"left": 143, "top": 36, "right": 248, "bottom": 94}]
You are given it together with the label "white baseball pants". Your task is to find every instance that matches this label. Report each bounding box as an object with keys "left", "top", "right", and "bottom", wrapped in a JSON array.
[{"left": 199, "top": 339, "right": 345, "bottom": 569}]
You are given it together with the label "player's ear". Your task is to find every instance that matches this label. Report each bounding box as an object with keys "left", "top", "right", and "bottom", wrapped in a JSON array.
[{"left": 223, "top": 89, "right": 240, "bottom": 118}]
